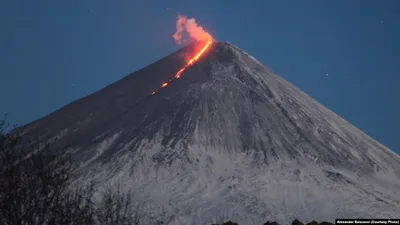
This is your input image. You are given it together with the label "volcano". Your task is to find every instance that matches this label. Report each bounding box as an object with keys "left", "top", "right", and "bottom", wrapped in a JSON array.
[{"left": 22, "top": 42, "right": 400, "bottom": 224}]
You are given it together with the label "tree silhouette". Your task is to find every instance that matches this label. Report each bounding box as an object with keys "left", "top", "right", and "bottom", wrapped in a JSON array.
[{"left": 0, "top": 116, "right": 153, "bottom": 225}]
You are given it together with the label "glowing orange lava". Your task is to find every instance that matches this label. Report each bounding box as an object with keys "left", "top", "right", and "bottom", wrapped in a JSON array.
[
  {"left": 174, "top": 41, "right": 212, "bottom": 79},
  {"left": 175, "top": 68, "right": 185, "bottom": 79},
  {"left": 151, "top": 40, "right": 213, "bottom": 96}
]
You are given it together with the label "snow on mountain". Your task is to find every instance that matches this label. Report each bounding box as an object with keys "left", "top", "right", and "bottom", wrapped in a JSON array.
[{"left": 22, "top": 42, "right": 400, "bottom": 225}]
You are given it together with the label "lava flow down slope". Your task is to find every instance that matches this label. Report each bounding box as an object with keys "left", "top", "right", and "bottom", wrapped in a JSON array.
[{"left": 21, "top": 16, "right": 400, "bottom": 225}]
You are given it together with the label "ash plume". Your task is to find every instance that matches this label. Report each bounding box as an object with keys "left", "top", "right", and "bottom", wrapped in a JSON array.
[{"left": 172, "top": 14, "right": 213, "bottom": 45}]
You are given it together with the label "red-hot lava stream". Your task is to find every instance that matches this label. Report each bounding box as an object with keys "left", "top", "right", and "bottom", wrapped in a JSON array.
[
  {"left": 174, "top": 41, "right": 212, "bottom": 79},
  {"left": 151, "top": 41, "right": 213, "bottom": 96},
  {"left": 151, "top": 15, "right": 213, "bottom": 96}
]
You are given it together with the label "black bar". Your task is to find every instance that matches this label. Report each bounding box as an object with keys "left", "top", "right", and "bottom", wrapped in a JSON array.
[{"left": 336, "top": 219, "right": 400, "bottom": 225}]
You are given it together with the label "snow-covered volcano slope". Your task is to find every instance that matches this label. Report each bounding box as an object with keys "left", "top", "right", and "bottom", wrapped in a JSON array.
[{"left": 22, "top": 42, "right": 400, "bottom": 225}]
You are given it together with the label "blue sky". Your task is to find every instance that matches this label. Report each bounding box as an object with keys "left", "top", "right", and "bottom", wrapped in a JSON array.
[{"left": 1, "top": 0, "right": 399, "bottom": 154}]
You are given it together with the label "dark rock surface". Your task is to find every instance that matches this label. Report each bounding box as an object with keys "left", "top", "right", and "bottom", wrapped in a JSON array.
[{"left": 18, "top": 41, "right": 400, "bottom": 224}]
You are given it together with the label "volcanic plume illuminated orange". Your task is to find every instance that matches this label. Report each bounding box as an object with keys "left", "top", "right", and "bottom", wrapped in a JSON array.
[
  {"left": 151, "top": 14, "right": 213, "bottom": 96},
  {"left": 173, "top": 14, "right": 213, "bottom": 45}
]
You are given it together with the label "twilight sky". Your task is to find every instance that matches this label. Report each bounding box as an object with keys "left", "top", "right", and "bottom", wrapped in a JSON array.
[{"left": 1, "top": 0, "right": 399, "bottom": 154}]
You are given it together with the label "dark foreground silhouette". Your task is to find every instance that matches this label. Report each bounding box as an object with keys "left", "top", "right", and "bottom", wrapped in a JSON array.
[
  {"left": 1, "top": 118, "right": 337, "bottom": 225},
  {"left": 215, "top": 219, "right": 334, "bottom": 225}
]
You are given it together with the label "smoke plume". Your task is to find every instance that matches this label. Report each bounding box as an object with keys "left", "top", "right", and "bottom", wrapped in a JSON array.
[{"left": 173, "top": 14, "right": 213, "bottom": 45}]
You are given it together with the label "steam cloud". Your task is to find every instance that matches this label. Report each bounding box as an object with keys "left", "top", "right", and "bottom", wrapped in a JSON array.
[{"left": 173, "top": 14, "right": 213, "bottom": 45}]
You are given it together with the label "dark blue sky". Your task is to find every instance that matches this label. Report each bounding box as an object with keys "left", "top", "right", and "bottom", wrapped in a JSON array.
[{"left": 1, "top": 0, "right": 399, "bottom": 154}]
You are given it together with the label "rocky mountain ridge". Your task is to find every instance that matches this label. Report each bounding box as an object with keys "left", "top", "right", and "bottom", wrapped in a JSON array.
[{"left": 20, "top": 41, "right": 400, "bottom": 225}]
